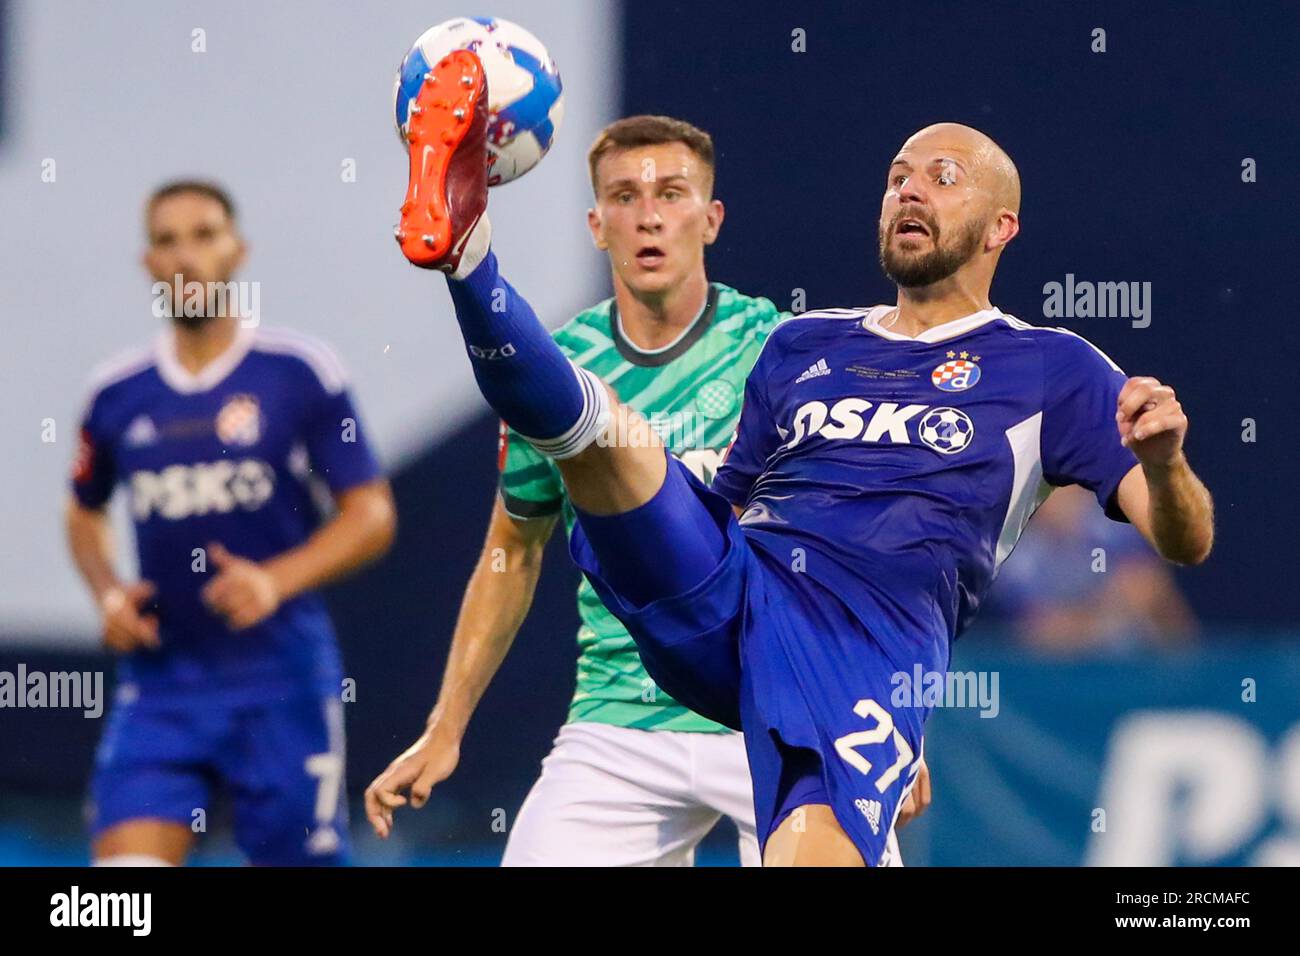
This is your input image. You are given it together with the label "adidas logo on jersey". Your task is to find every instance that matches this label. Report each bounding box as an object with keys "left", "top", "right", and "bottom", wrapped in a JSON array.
[
  {"left": 795, "top": 358, "right": 832, "bottom": 383},
  {"left": 783, "top": 397, "right": 976, "bottom": 455},
  {"left": 855, "top": 798, "right": 883, "bottom": 835},
  {"left": 129, "top": 459, "right": 275, "bottom": 521}
]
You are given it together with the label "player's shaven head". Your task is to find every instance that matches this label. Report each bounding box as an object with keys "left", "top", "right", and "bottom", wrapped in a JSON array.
[
  {"left": 587, "top": 115, "right": 716, "bottom": 196},
  {"left": 877, "top": 123, "right": 1020, "bottom": 289}
]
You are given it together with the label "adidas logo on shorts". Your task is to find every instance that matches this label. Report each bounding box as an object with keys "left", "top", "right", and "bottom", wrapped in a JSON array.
[
  {"left": 795, "top": 358, "right": 832, "bottom": 383},
  {"left": 855, "top": 797, "right": 883, "bottom": 835}
]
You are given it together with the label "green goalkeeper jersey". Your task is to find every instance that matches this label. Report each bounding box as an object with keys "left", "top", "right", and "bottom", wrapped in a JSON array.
[{"left": 498, "top": 283, "right": 785, "bottom": 732}]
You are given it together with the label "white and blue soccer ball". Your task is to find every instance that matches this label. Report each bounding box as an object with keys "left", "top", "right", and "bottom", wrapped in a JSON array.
[
  {"left": 392, "top": 16, "right": 564, "bottom": 186},
  {"left": 918, "top": 407, "right": 975, "bottom": 455}
]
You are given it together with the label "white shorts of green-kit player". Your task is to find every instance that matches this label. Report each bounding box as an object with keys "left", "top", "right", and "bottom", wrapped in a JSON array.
[{"left": 501, "top": 722, "right": 904, "bottom": 867}]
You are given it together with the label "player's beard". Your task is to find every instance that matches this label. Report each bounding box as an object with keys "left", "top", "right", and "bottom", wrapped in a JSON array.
[
  {"left": 171, "top": 311, "right": 218, "bottom": 332},
  {"left": 160, "top": 271, "right": 233, "bottom": 330},
  {"left": 878, "top": 213, "right": 988, "bottom": 289}
]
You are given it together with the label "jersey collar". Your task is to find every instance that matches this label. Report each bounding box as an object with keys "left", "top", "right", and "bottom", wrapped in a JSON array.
[
  {"left": 610, "top": 284, "right": 718, "bottom": 368},
  {"left": 860, "top": 304, "right": 1006, "bottom": 343},
  {"left": 154, "top": 323, "right": 256, "bottom": 394}
]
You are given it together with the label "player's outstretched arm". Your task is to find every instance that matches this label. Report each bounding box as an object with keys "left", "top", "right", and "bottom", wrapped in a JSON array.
[
  {"left": 365, "top": 497, "right": 556, "bottom": 839},
  {"left": 65, "top": 496, "right": 160, "bottom": 653},
  {"left": 1114, "top": 376, "right": 1214, "bottom": 565},
  {"left": 202, "top": 479, "right": 397, "bottom": 631}
]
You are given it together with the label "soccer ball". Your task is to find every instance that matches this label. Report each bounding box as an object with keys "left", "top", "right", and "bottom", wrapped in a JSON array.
[
  {"left": 918, "top": 407, "right": 975, "bottom": 455},
  {"left": 392, "top": 16, "right": 564, "bottom": 187}
]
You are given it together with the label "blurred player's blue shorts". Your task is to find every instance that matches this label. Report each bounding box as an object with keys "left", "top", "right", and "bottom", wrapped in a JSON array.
[
  {"left": 570, "top": 457, "right": 928, "bottom": 865},
  {"left": 89, "top": 686, "right": 349, "bottom": 865}
]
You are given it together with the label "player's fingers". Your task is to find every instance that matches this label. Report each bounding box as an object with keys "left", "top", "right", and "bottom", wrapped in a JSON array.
[
  {"left": 371, "top": 783, "right": 409, "bottom": 811},
  {"left": 1118, "top": 374, "right": 1159, "bottom": 403},
  {"left": 225, "top": 598, "right": 261, "bottom": 631},
  {"left": 1122, "top": 383, "right": 1174, "bottom": 420},
  {"left": 201, "top": 575, "right": 231, "bottom": 609},
  {"left": 409, "top": 762, "right": 444, "bottom": 809},
  {"left": 1116, "top": 377, "right": 1155, "bottom": 413},
  {"left": 208, "top": 541, "right": 235, "bottom": 568},
  {"left": 1130, "top": 407, "right": 1187, "bottom": 444},
  {"left": 364, "top": 788, "right": 393, "bottom": 838},
  {"left": 102, "top": 621, "right": 131, "bottom": 652},
  {"left": 1116, "top": 381, "right": 1169, "bottom": 421},
  {"left": 126, "top": 580, "right": 156, "bottom": 605},
  {"left": 232, "top": 607, "right": 270, "bottom": 631},
  {"left": 1122, "top": 401, "right": 1184, "bottom": 443},
  {"left": 1116, "top": 375, "right": 1159, "bottom": 406},
  {"left": 130, "top": 612, "right": 161, "bottom": 647}
]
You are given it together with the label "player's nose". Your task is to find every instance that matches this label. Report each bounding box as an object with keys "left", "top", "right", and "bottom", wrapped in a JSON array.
[
  {"left": 635, "top": 197, "right": 663, "bottom": 231},
  {"left": 897, "top": 175, "right": 929, "bottom": 205}
]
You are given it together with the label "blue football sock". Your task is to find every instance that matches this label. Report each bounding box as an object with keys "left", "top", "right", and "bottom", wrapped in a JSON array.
[{"left": 447, "top": 250, "right": 607, "bottom": 454}]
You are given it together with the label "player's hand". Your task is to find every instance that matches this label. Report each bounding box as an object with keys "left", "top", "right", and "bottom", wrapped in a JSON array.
[
  {"left": 896, "top": 757, "right": 931, "bottom": 828},
  {"left": 201, "top": 542, "right": 281, "bottom": 631},
  {"left": 100, "top": 581, "right": 161, "bottom": 653},
  {"left": 365, "top": 728, "right": 461, "bottom": 839},
  {"left": 1117, "top": 376, "right": 1188, "bottom": 469}
]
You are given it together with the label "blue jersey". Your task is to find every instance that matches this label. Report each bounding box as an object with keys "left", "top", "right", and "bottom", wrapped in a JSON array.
[
  {"left": 713, "top": 305, "right": 1140, "bottom": 662},
  {"left": 72, "top": 325, "right": 381, "bottom": 701}
]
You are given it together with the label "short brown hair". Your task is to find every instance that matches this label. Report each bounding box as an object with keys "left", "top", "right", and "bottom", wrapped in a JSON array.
[
  {"left": 587, "top": 115, "right": 715, "bottom": 194},
  {"left": 146, "top": 179, "right": 237, "bottom": 225}
]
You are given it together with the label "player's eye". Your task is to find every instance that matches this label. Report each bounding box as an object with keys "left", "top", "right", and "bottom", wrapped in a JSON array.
[
  {"left": 194, "top": 226, "right": 216, "bottom": 242},
  {"left": 615, "top": 191, "right": 634, "bottom": 204},
  {"left": 890, "top": 174, "right": 907, "bottom": 187},
  {"left": 661, "top": 189, "right": 681, "bottom": 201}
]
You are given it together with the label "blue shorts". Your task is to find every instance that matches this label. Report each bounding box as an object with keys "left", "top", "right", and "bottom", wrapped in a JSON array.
[
  {"left": 570, "top": 458, "right": 928, "bottom": 865},
  {"left": 90, "top": 685, "right": 349, "bottom": 866}
]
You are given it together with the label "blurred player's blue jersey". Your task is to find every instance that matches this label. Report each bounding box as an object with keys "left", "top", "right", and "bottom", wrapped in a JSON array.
[
  {"left": 73, "top": 324, "right": 378, "bottom": 863},
  {"left": 72, "top": 325, "right": 381, "bottom": 700},
  {"left": 713, "top": 305, "right": 1139, "bottom": 662}
]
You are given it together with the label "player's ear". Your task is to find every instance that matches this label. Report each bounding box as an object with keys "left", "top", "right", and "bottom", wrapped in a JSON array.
[
  {"left": 702, "top": 199, "right": 725, "bottom": 246},
  {"left": 986, "top": 209, "right": 1018, "bottom": 252},
  {"left": 587, "top": 207, "right": 608, "bottom": 250}
]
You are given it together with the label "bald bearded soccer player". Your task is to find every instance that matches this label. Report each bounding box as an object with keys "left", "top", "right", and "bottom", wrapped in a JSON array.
[{"left": 391, "top": 57, "right": 1215, "bottom": 869}]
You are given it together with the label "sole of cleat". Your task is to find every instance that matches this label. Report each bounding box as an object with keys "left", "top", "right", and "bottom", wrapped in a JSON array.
[{"left": 397, "top": 49, "right": 486, "bottom": 267}]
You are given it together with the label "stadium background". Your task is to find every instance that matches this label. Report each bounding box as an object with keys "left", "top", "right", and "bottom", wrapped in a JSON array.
[{"left": 1, "top": 0, "right": 1296, "bottom": 865}]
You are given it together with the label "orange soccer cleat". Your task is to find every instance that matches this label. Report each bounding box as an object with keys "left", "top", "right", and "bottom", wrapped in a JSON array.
[{"left": 395, "top": 49, "right": 490, "bottom": 273}]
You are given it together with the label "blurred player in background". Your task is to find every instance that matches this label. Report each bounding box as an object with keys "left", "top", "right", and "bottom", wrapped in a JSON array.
[
  {"left": 382, "top": 45, "right": 1213, "bottom": 866},
  {"left": 983, "top": 485, "right": 1198, "bottom": 652},
  {"left": 366, "top": 115, "right": 929, "bottom": 866},
  {"left": 66, "top": 181, "right": 396, "bottom": 866}
]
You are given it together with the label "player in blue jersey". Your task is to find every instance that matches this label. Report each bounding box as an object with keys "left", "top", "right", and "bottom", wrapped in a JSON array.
[
  {"left": 66, "top": 181, "right": 396, "bottom": 866},
  {"left": 387, "top": 52, "right": 1213, "bottom": 865}
]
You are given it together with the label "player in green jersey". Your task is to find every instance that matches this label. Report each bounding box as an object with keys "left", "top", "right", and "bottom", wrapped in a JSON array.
[{"left": 366, "top": 116, "right": 929, "bottom": 865}]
